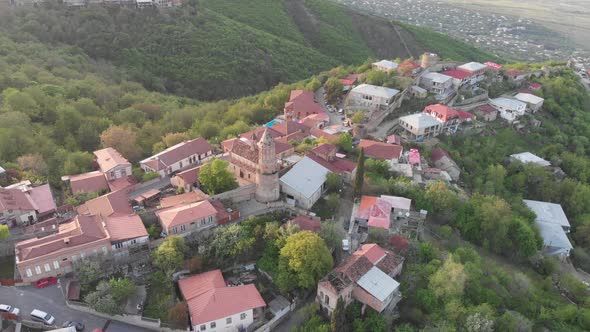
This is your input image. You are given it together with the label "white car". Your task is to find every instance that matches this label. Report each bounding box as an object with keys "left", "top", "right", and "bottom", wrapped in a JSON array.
[{"left": 0, "top": 304, "right": 20, "bottom": 316}]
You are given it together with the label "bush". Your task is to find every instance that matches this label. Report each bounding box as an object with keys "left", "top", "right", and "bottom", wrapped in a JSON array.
[
  {"left": 142, "top": 172, "right": 160, "bottom": 182},
  {"left": 572, "top": 248, "right": 590, "bottom": 273},
  {"left": 438, "top": 225, "right": 453, "bottom": 239}
]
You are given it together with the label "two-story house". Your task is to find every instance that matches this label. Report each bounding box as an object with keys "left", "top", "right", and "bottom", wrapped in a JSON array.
[
  {"left": 317, "top": 244, "right": 404, "bottom": 315},
  {"left": 419, "top": 72, "right": 455, "bottom": 100},
  {"left": 348, "top": 84, "right": 400, "bottom": 110},
  {"left": 358, "top": 139, "right": 404, "bottom": 165},
  {"left": 179, "top": 269, "right": 266, "bottom": 332},
  {"left": 94, "top": 147, "right": 132, "bottom": 181},
  {"left": 156, "top": 200, "right": 220, "bottom": 236},
  {"left": 489, "top": 97, "right": 527, "bottom": 123},
  {"left": 140, "top": 138, "right": 213, "bottom": 177}
]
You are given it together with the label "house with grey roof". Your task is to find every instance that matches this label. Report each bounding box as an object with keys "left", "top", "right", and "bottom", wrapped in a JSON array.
[
  {"left": 524, "top": 199, "right": 573, "bottom": 258},
  {"left": 280, "top": 156, "right": 331, "bottom": 209},
  {"left": 348, "top": 84, "right": 400, "bottom": 110},
  {"left": 489, "top": 97, "right": 527, "bottom": 123},
  {"left": 510, "top": 152, "right": 551, "bottom": 167},
  {"left": 398, "top": 113, "right": 442, "bottom": 141}
]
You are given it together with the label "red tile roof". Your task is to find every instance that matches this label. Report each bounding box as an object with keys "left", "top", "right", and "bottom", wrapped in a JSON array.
[
  {"left": 240, "top": 127, "right": 281, "bottom": 141},
  {"left": 441, "top": 69, "right": 472, "bottom": 80},
  {"left": 312, "top": 143, "right": 337, "bottom": 156},
  {"left": 0, "top": 188, "right": 36, "bottom": 213},
  {"left": 105, "top": 214, "right": 148, "bottom": 242},
  {"left": 340, "top": 74, "right": 361, "bottom": 86},
  {"left": 271, "top": 121, "right": 310, "bottom": 136},
  {"left": 179, "top": 270, "right": 266, "bottom": 325},
  {"left": 156, "top": 200, "right": 217, "bottom": 230},
  {"left": 77, "top": 190, "right": 133, "bottom": 217},
  {"left": 504, "top": 69, "right": 524, "bottom": 77},
  {"left": 354, "top": 244, "right": 386, "bottom": 265},
  {"left": 69, "top": 171, "right": 109, "bottom": 194},
  {"left": 143, "top": 138, "right": 212, "bottom": 169},
  {"left": 94, "top": 147, "right": 130, "bottom": 173},
  {"left": 288, "top": 215, "right": 321, "bottom": 232},
  {"left": 160, "top": 191, "right": 209, "bottom": 209},
  {"left": 175, "top": 165, "right": 202, "bottom": 185},
  {"left": 475, "top": 104, "right": 497, "bottom": 115},
  {"left": 306, "top": 152, "right": 357, "bottom": 174},
  {"left": 529, "top": 83, "right": 542, "bottom": 89},
  {"left": 358, "top": 139, "right": 403, "bottom": 160},
  {"left": 310, "top": 127, "right": 338, "bottom": 141},
  {"left": 387, "top": 135, "right": 401, "bottom": 145},
  {"left": 28, "top": 184, "right": 56, "bottom": 215},
  {"left": 284, "top": 90, "right": 326, "bottom": 120},
  {"left": 399, "top": 61, "right": 420, "bottom": 69},
  {"left": 107, "top": 176, "right": 137, "bottom": 193},
  {"left": 431, "top": 147, "right": 452, "bottom": 162}
]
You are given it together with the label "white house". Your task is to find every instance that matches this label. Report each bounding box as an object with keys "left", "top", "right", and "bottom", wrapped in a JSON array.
[
  {"left": 372, "top": 60, "right": 398, "bottom": 73},
  {"left": 514, "top": 93, "right": 544, "bottom": 112},
  {"left": 348, "top": 84, "right": 400, "bottom": 110},
  {"left": 457, "top": 62, "right": 489, "bottom": 84},
  {"left": 179, "top": 270, "right": 266, "bottom": 332},
  {"left": 140, "top": 138, "right": 213, "bottom": 177},
  {"left": 419, "top": 72, "right": 454, "bottom": 99},
  {"left": 94, "top": 148, "right": 132, "bottom": 181},
  {"left": 489, "top": 97, "right": 527, "bottom": 123},
  {"left": 510, "top": 152, "right": 551, "bottom": 167},
  {"left": 280, "top": 156, "right": 331, "bottom": 209},
  {"left": 524, "top": 199, "right": 573, "bottom": 258},
  {"left": 398, "top": 113, "right": 442, "bottom": 141}
]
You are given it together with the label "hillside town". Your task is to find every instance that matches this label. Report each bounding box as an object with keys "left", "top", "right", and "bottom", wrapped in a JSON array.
[{"left": 1, "top": 46, "right": 588, "bottom": 332}]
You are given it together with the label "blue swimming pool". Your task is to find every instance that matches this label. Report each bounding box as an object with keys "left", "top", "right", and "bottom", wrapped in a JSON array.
[{"left": 265, "top": 119, "right": 279, "bottom": 127}]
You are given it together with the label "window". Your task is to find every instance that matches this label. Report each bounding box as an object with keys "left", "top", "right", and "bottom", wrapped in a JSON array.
[
  {"left": 131, "top": 239, "right": 136, "bottom": 245},
  {"left": 240, "top": 313, "right": 246, "bottom": 320},
  {"left": 200, "top": 324, "right": 206, "bottom": 331},
  {"left": 324, "top": 295, "right": 329, "bottom": 305},
  {"left": 44, "top": 263, "right": 51, "bottom": 272},
  {"left": 35, "top": 266, "right": 42, "bottom": 275},
  {"left": 110, "top": 171, "right": 115, "bottom": 178},
  {"left": 53, "top": 261, "right": 59, "bottom": 269},
  {"left": 179, "top": 162, "right": 183, "bottom": 168},
  {"left": 26, "top": 269, "right": 32, "bottom": 277},
  {"left": 121, "top": 169, "right": 127, "bottom": 176},
  {"left": 210, "top": 322, "right": 216, "bottom": 328},
  {"left": 115, "top": 243, "right": 123, "bottom": 249},
  {"left": 180, "top": 224, "right": 186, "bottom": 232},
  {"left": 226, "top": 317, "right": 232, "bottom": 324}
]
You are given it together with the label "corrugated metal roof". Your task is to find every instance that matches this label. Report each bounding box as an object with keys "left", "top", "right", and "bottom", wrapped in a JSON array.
[
  {"left": 280, "top": 156, "right": 330, "bottom": 199},
  {"left": 524, "top": 199, "right": 570, "bottom": 228},
  {"left": 351, "top": 84, "right": 400, "bottom": 99},
  {"left": 356, "top": 266, "right": 399, "bottom": 302}
]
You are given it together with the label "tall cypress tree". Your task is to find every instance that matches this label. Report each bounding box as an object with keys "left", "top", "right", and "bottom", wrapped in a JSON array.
[
  {"left": 354, "top": 148, "right": 365, "bottom": 198},
  {"left": 331, "top": 297, "right": 346, "bottom": 332}
]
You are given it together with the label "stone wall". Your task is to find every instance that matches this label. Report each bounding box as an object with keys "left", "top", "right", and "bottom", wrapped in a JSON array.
[{"left": 210, "top": 184, "right": 256, "bottom": 203}]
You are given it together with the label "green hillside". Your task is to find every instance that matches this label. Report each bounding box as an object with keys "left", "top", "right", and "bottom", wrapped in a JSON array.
[{"left": 0, "top": 0, "right": 500, "bottom": 100}]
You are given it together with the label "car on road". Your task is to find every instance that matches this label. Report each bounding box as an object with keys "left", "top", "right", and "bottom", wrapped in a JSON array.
[
  {"left": 63, "top": 320, "right": 85, "bottom": 331},
  {"left": 30, "top": 309, "right": 55, "bottom": 325},
  {"left": 338, "top": 108, "right": 344, "bottom": 114},
  {"left": 0, "top": 304, "right": 20, "bottom": 316},
  {"left": 35, "top": 276, "right": 58, "bottom": 288}
]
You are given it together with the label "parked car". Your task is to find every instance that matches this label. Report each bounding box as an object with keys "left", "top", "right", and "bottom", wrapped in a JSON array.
[
  {"left": 0, "top": 304, "right": 20, "bottom": 316},
  {"left": 63, "top": 320, "right": 85, "bottom": 331},
  {"left": 35, "top": 277, "right": 58, "bottom": 288},
  {"left": 30, "top": 309, "right": 55, "bottom": 325},
  {"left": 342, "top": 239, "right": 350, "bottom": 251},
  {"left": 338, "top": 108, "right": 344, "bottom": 114}
]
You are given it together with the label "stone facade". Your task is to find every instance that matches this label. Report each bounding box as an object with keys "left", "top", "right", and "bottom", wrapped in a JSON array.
[{"left": 255, "top": 129, "right": 280, "bottom": 203}]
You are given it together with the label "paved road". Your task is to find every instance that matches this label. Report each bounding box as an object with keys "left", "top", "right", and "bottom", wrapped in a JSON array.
[
  {"left": 0, "top": 284, "right": 151, "bottom": 331},
  {"left": 315, "top": 87, "right": 343, "bottom": 126}
]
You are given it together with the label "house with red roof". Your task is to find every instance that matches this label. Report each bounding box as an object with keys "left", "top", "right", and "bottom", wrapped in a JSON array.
[
  {"left": 473, "top": 104, "right": 498, "bottom": 122},
  {"left": 171, "top": 165, "right": 203, "bottom": 193},
  {"left": 156, "top": 200, "right": 219, "bottom": 236},
  {"left": 354, "top": 195, "right": 412, "bottom": 230},
  {"left": 140, "top": 138, "right": 213, "bottom": 177},
  {"left": 441, "top": 69, "right": 472, "bottom": 89},
  {"left": 307, "top": 143, "right": 357, "bottom": 183},
  {"left": 423, "top": 104, "right": 474, "bottom": 134},
  {"left": 0, "top": 188, "right": 38, "bottom": 226},
  {"left": 340, "top": 74, "right": 362, "bottom": 90},
  {"left": 529, "top": 83, "right": 542, "bottom": 90},
  {"left": 179, "top": 269, "right": 266, "bottom": 332},
  {"left": 94, "top": 147, "right": 132, "bottom": 181},
  {"left": 504, "top": 69, "right": 528, "bottom": 82},
  {"left": 284, "top": 90, "right": 327, "bottom": 121},
  {"left": 317, "top": 244, "right": 404, "bottom": 315},
  {"left": 358, "top": 139, "right": 403, "bottom": 163},
  {"left": 398, "top": 61, "right": 421, "bottom": 76},
  {"left": 286, "top": 215, "right": 321, "bottom": 232}
]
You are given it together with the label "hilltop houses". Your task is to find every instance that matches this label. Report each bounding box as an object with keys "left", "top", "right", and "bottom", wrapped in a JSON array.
[
  {"left": 419, "top": 72, "right": 455, "bottom": 100},
  {"left": 348, "top": 84, "right": 400, "bottom": 110},
  {"left": 284, "top": 90, "right": 326, "bottom": 121},
  {"left": 489, "top": 97, "right": 527, "bottom": 122},
  {"left": 398, "top": 104, "right": 473, "bottom": 140},
  {"left": 524, "top": 200, "right": 573, "bottom": 258},
  {"left": 514, "top": 93, "right": 544, "bottom": 112},
  {"left": 372, "top": 60, "right": 398, "bottom": 73}
]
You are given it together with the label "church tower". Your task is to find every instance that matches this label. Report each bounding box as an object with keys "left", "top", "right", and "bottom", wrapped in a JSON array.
[{"left": 255, "top": 128, "right": 280, "bottom": 202}]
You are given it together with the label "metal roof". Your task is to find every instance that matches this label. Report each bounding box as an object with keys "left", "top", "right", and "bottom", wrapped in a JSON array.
[
  {"left": 422, "top": 72, "right": 453, "bottom": 83},
  {"left": 510, "top": 152, "right": 550, "bottom": 167},
  {"left": 351, "top": 84, "right": 400, "bottom": 99},
  {"left": 524, "top": 199, "right": 570, "bottom": 228},
  {"left": 490, "top": 97, "right": 526, "bottom": 110},
  {"left": 536, "top": 221, "right": 573, "bottom": 255},
  {"left": 356, "top": 266, "right": 399, "bottom": 302},
  {"left": 514, "top": 93, "right": 544, "bottom": 105},
  {"left": 280, "top": 156, "right": 330, "bottom": 199},
  {"left": 458, "top": 62, "right": 488, "bottom": 72},
  {"left": 399, "top": 113, "right": 440, "bottom": 128},
  {"left": 372, "top": 60, "right": 398, "bottom": 70}
]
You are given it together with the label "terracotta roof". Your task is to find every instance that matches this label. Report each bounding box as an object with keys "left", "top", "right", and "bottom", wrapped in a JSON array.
[
  {"left": 271, "top": 121, "right": 310, "bottom": 137},
  {"left": 28, "top": 184, "right": 56, "bottom": 215},
  {"left": 175, "top": 165, "right": 202, "bottom": 185},
  {"left": 456, "top": 110, "right": 475, "bottom": 120},
  {"left": 387, "top": 135, "right": 401, "bottom": 145},
  {"left": 274, "top": 140, "right": 294, "bottom": 156},
  {"left": 156, "top": 200, "right": 218, "bottom": 229},
  {"left": 354, "top": 244, "right": 386, "bottom": 265},
  {"left": 358, "top": 140, "right": 403, "bottom": 160},
  {"left": 179, "top": 270, "right": 266, "bottom": 325},
  {"left": 424, "top": 104, "right": 463, "bottom": 122},
  {"left": 288, "top": 215, "right": 321, "bottom": 232},
  {"left": 0, "top": 188, "right": 36, "bottom": 213},
  {"left": 94, "top": 147, "right": 130, "bottom": 173},
  {"left": 431, "top": 147, "right": 452, "bottom": 162},
  {"left": 284, "top": 90, "right": 325, "bottom": 120},
  {"left": 356, "top": 197, "right": 391, "bottom": 229},
  {"left": 107, "top": 176, "right": 137, "bottom": 193},
  {"left": 312, "top": 143, "right": 337, "bottom": 156},
  {"left": 69, "top": 171, "right": 109, "bottom": 194},
  {"left": 335, "top": 255, "right": 374, "bottom": 282},
  {"left": 399, "top": 61, "right": 420, "bottom": 69},
  {"left": 475, "top": 104, "right": 497, "bottom": 115},
  {"left": 16, "top": 214, "right": 108, "bottom": 261},
  {"left": 309, "top": 127, "right": 338, "bottom": 141},
  {"left": 529, "top": 83, "right": 542, "bottom": 89},
  {"left": 105, "top": 214, "right": 148, "bottom": 242},
  {"left": 142, "top": 138, "right": 212, "bottom": 168},
  {"left": 77, "top": 190, "right": 133, "bottom": 217},
  {"left": 375, "top": 250, "right": 405, "bottom": 275},
  {"left": 441, "top": 69, "right": 472, "bottom": 80},
  {"left": 160, "top": 191, "right": 209, "bottom": 209},
  {"left": 142, "top": 158, "right": 166, "bottom": 172},
  {"left": 230, "top": 139, "right": 259, "bottom": 163},
  {"left": 340, "top": 74, "right": 360, "bottom": 86},
  {"left": 275, "top": 131, "right": 308, "bottom": 144},
  {"left": 504, "top": 69, "right": 524, "bottom": 77},
  {"left": 306, "top": 152, "right": 357, "bottom": 174},
  {"left": 240, "top": 127, "right": 281, "bottom": 141}
]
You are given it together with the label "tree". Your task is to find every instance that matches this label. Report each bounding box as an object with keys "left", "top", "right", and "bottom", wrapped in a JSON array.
[
  {"left": 198, "top": 159, "right": 238, "bottom": 195},
  {"left": 331, "top": 297, "right": 346, "bottom": 332},
  {"left": 365, "top": 70, "right": 388, "bottom": 86},
  {"left": 17, "top": 153, "right": 47, "bottom": 176},
  {"left": 354, "top": 148, "right": 365, "bottom": 197},
  {"left": 152, "top": 236, "right": 187, "bottom": 275},
  {"left": 337, "top": 133, "right": 353, "bottom": 153},
  {"left": 465, "top": 313, "right": 494, "bottom": 332},
  {"left": 109, "top": 277, "right": 136, "bottom": 303},
  {"left": 319, "top": 220, "right": 342, "bottom": 251},
  {"left": 424, "top": 181, "right": 459, "bottom": 220},
  {"left": 163, "top": 132, "right": 190, "bottom": 148},
  {"left": 495, "top": 311, "right": 532, "bottom": 332},
  {"left": 306, "top": 78, "right": 322, "bottom": 92},
  {"left": 324, "top": 77, "right": 343, "bottom": 104},
  {"left": 351, "top": 112, "right": 365, "bottom": 124},
  {"left": 325, "top": 173, "right": 343, "bottom": 193},
  {"left": 100, "top": 125, "right": 141, "bottom": 161},
  {"left": 168, "top": 301, "right": 189, "bottom": 327},
  {"left": 75, "top": 260, "right": 102, "bottom": 293},
  {"left": 276, "top": 231, "right": 333, "bottom": 291},
  {"left": 429, "top": 254, "right": 466, "bottom": 299},
  {"left": 0, "top": 225, "right": 10, "bottom": 240}
]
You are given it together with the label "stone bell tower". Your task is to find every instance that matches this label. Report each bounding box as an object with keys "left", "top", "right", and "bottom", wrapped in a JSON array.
[{"left": 255, "top": 128, "right": 280, "bottom": 202}]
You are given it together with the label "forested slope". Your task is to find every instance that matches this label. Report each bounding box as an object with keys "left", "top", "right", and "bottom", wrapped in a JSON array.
[{"left": 0, "top": 0, "right": 499, "bottom": 100}]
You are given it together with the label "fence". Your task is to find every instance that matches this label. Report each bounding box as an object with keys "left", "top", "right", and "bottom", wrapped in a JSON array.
[
  {"left": 65, "top": 300, "right": 161, "bottom": 331},
  {"left": 253, "top": 301, "right": 296, "bottom": 332}
]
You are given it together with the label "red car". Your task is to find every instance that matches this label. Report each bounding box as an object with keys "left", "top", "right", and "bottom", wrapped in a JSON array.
[{"left": 35, "top": 277, "right": 57, "bottom": 289}]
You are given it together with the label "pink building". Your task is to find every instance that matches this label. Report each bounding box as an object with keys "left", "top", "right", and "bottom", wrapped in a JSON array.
[
  {"left": 284, "top": 90, "right": 327, "bottom": 121},
  {"left": 156, "top": 199, "right": 232, "bottom": 236}
]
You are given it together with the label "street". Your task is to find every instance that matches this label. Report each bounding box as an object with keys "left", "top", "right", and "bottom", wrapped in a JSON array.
[
  {"left": 315, "top": 87, "right": 343, "bottom": 126},
  {"left": 127, "top": 177, "right": 170, "bottom": 200},
  {"left": 0, "top": 284, "right": 150, "bottom": 331}
]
